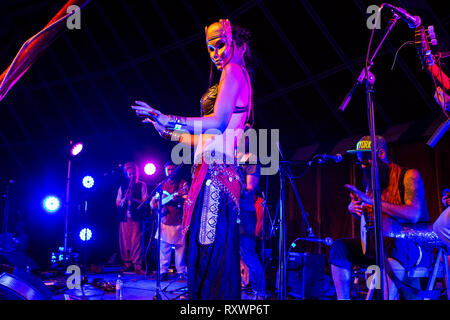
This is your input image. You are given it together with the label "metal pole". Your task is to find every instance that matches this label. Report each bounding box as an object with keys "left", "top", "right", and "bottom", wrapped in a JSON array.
[
  {"left": 365, "top": 76, "right": 386, "bottom": 300},
  {"left": 277, "top": 170, "right": 286, "bottom": 300},
  {"left": 363, "top": 14, "right": 400, "bottom": 300},
  {"left": 153, "top": 186, "right": 163, "bottom": 300},
  {"left": 63, "top": 153, "right": 72, "bottom": 270}
]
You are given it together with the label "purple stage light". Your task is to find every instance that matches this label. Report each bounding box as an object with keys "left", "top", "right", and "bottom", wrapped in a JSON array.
[
  {"left": 144, "top": 162, "right": 156, "bottom": 176},
  {"left": 71, "top": 142, "right": 83, "bottom": 156}
]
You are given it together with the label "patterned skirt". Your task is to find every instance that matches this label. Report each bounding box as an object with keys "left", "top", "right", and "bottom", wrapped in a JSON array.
[{"left": 186, "top": 171, "right": 241, "bottom": 300}]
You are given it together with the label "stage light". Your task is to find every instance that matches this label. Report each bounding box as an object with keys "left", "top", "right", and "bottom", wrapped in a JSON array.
[
  {"left": 144, "top": 162, "right": 156, "bottom": 176},
  {"left": 79, "top": 228, "right": 92, "bottom": 241},
  {"left": 82, "top": 175, "right": 95, "bottom": 189},
  {"left": 71, "top": 142, "right": 83, "bottom": 156},
  {"left": 43, "top": 196, "right": 61, "bottom": 213}
]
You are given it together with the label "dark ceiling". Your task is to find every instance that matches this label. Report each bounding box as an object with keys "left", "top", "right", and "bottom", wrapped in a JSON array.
[{"left": 0, "top": 0, "right": 449, "bottom": 184}]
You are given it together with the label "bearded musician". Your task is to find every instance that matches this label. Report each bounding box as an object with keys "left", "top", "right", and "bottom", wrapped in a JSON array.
[{"left": 329, "top": 135, "right": 433, "bottom": 300}]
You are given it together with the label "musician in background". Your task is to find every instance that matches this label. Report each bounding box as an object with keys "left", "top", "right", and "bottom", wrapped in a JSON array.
[
  {"left": 329, "top": 135, "right": 432, "bottom": 300},
  {"left": 432, "top": 68, "right": 450, "bottom": 248},
  {"left": 433, "top": 190, "right": 450, "bottom": 248},
  {"left": 150, "top": 161, "right": 189, "bottom": 281},
  {"left": 116, "top": 162, "right": 148, "bottom": 274},
  {"left": 237, "top": 146, "right": 266, "bottom": 299},
  {"left": 429, "top": 55, "right": 450, "bottom": 248}
]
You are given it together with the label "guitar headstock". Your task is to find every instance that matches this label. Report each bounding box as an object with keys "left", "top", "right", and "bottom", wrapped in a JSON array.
[{"left": 415, "top": 25, "right": 438, "bottom": 69}]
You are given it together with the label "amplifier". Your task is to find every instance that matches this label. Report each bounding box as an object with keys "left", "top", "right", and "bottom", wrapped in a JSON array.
[{"left": 287, "top": 252, "right": 326, "bottom": 299}]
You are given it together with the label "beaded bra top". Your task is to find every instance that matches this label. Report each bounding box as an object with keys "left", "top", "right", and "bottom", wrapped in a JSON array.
[{"left": 199, "top": 65, "right": 252, "bottom": 119}]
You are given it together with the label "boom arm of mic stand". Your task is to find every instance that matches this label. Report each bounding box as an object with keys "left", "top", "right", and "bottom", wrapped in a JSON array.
[
  {"left": 426, "top": 117, "right": 450, "bottom": 148},
  {"left": 278, "top": 157, "right": 314, "bottom": 237},
  {"left": 339, "top": 12, "right": 400, "bottom": 113},
  {"left": 338, "top": 68, "right": 368, "bottom": 112},
  {"left": 284, "top": 167, "right": 314, "bottom": 237}
]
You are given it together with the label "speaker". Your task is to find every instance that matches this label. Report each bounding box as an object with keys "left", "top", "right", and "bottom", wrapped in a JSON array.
[
  {"left": 0, "top": 265, "right": 53, "bottom": 300},
  {"left": 0, "top": 252, "right": 39, "bottom": 272},
  {"left": 287, "top": 252, "right": 326, "bottom": 299}
]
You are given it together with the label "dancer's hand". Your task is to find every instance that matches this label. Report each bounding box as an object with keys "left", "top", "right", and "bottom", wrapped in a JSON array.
[
  {"left": 146, "top": 118, "right": 167, "bottom": 138},
  {"left": 132, "top": 100, "right": 169, "bottom": 126}
]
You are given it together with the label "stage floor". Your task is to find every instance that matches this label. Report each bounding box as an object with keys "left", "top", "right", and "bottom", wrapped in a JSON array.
[{"left": 47, "top": 271, "right": 263, "bottom": 300}]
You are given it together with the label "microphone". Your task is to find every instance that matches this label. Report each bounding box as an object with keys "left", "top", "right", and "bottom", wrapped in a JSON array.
[
  {"left": 291, "top": 237, "right": 333, "bottom": 247},
  {"left": 384, "top": 4, "right": 421, "bottom": 28},
  {"left": 309, "top": 153, "right": 342, "bottom": 165}
]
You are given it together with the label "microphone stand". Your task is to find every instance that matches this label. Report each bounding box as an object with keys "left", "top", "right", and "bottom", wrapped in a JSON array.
[
  {"left": 136, "top": 164, "right": 184, "bottom": 300},
  {"left": 153, "top": 185, "right": 163, "bottom": 300},
  {"left": 276, "top": 145, "right": 314, "bottom": 300},
  {"left": 260, "top": 190, "right": 268, "bottom": 271},
  {"left": 339, "top": 11, "right": 401, "bottom": 300}
]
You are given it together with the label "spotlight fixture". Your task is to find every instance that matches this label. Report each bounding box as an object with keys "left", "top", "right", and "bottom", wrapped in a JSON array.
[
  {"left": 79, "top": 228, "right": 92, "bottom": 241},
  {"left": 82, "top": 175, "right": 95, "bottom": 189},
  {"left": 43, "top": 196, "right": 61, "bottom": 213},
  {"left": 144, "top": 162, "right": 156, "bottom": 176},
  {"left": 71, "top": 142, "right": 83, "bottom": 156}
]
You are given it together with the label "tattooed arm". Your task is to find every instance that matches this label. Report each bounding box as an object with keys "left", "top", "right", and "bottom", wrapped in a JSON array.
[{"left": 381, "top": 169, "right": 426, "bottom": 224}]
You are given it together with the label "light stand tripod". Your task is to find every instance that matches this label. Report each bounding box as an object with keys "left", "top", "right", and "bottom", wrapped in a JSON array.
[
  {"left": 63, "top": 141, "right": 79, "bottom": 271},
  {"left": 64, "top": 200, "right": 103, "bottom": 300},
  {"left": 63, "top": 149, "right": 72, "bottom": 270},
  {"left": 80, "top": 201, "right": 89, "bottom": 289},
  {"left": 338, "top": 10, "right": 402, "bottom": 300}
]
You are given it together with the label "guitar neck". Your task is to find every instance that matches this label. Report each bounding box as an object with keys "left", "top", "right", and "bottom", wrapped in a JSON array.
[
  {"left": 427, "top": 64, "right": 450, "bottom": 91},
  {"left": 161, "top": 194, "right": 175, "bottom": 206}
]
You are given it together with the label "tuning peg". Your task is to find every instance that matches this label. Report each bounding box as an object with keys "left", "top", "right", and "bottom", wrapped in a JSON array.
[{"left": 428, "top": 25, "right": 438, "bottom": 46}]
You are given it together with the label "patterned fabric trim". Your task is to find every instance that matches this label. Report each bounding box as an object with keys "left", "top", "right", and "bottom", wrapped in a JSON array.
[{"left": 198, "top": 179, "right": 222, "bottom": 245}]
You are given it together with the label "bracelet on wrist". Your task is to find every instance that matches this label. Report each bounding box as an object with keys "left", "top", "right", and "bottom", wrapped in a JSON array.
[
  {"left": 167, "top": 115, "right": 187, "bottom": 130},
  {"left": 160, "top": 128, "right": 183, "bottom": 143}
]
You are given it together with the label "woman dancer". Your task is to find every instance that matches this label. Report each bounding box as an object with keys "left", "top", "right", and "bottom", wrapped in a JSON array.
[{"left": 132, "top": 19, "right": 253, "bottom": 299}]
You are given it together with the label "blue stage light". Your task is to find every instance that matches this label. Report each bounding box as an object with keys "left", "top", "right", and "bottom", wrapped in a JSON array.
[
  {"left": 43, "top": 196, "right": 61, "bottom": 213},
  {"left": 82, "top": 175, "right": 95, "bottom": 189},
  {"left": 79, "top": 228, "right": 92, "bottom": 241}
]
